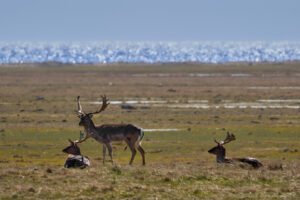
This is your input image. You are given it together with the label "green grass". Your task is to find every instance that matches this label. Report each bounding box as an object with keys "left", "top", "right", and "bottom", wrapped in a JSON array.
[{"left": 0, "top": 63, "right": 300, "bottom": 199}]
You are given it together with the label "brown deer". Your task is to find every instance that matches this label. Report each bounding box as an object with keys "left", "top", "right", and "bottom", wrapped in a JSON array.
[
  {"left": 208, "top": 132, "right": 263, "bottom": 168},
  {"left": 62, "top": 139, "right": 90, "bottom": 168},
  {"left": 74, "top": 95, "right": 145, "bottom": 165}
]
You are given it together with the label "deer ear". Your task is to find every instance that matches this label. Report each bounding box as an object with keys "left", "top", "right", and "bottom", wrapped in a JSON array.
[
  {"left": 68, "top": 139, "right": 73, "bottom": 144},
  {"left": 89, "top": 114, "right": 93, "bottom": 118}
]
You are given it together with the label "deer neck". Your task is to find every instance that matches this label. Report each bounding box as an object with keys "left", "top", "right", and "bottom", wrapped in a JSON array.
[
  {"left": 83, "top": 119, "right": 97, "bottom": 135},
  {"left": 83, "top": 119, "right": 105, "bottom": 142},
  {"left": 216, "top": 149, "right": 226, "bottom": 163}
]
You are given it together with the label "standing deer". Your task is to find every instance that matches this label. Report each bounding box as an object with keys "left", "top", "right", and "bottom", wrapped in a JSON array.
[
  {"left": 208, "top": 132, "right": 263, "bottom": 168},
  {"left": 74, "top": 95, "right": 145, "bottom": 165}
]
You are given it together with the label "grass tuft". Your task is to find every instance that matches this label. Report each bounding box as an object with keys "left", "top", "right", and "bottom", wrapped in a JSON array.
[{"left": 111, "top": 165, "right": 122, "bottom": 175}]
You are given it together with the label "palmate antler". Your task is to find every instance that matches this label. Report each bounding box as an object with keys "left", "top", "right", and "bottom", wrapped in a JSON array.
[
  {"left": 87, "top": 95, "right": 110, "bottom": 115},
  {"left": 215, "top": 132, "right": 236, "bottom": 145},
  {"left": 77, "top": 96, "right": 85, "bottom": 116},
  {"left": 77, "top": 95, "right": 110, "bottom": 116}
]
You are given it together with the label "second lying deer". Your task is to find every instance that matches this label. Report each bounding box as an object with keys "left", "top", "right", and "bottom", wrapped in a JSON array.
[{"left": 208, "top": 132, "right": 263, "bottom": 168}]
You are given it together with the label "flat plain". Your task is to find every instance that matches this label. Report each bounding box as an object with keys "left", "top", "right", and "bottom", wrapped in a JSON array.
[{"left": 0, "top": 63, "right": 300, "bottom": 199}]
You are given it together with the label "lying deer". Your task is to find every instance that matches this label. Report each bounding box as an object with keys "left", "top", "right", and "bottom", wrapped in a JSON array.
[
  {"left": 208, "top": 132, "right": 263, "bottom": 168},
  {"left": 62, "top": 139, "right": 90, "bottom": 168},
  {"left": 74, "top": 95, "right": 145, "bottom": 165}
]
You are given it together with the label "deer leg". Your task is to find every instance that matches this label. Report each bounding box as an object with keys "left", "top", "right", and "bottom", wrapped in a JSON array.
[
  {"left": 106, "top": 142, "right": 114, "bottom": 165},
  {"left": 137, "top": 145, "right": 146, "bottom": 165},
  {"left": 128, "top": 141, "right": 137, "bottom": 165},
  {"left": 102, "top": 145, "right": 106, "bottom": 165}
]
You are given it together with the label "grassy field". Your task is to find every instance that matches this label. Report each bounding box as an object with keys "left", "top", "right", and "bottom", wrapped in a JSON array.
[{"left": 0, "top": 63, "right": 300, "bottom": 199}]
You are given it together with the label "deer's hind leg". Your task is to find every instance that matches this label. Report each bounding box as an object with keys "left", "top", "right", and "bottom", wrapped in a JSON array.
[
  {"left": 137, "top": 144, "right": 145, "bottom": 165},
  {"left": 102, "top": 145, "right": 106, "bottom": 165},
  {"left": 125, "top": 137, "right": 137, "bottom": 165}
]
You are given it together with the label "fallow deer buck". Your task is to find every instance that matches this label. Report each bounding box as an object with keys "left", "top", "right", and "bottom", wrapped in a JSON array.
[
  {"left": 74, "top": 95, "right": 145, "bottom": 165},
  {"left": 208, "top": 132, "right": 263, "bottom": 168}
]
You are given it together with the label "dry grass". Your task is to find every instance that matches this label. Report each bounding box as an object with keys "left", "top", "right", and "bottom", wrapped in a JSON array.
[
  {"left": 0, "top": 63, "right": 300, "bottom": 199},
  {"left": 0, "top": 162, "right": 299, "bottom": 199}
]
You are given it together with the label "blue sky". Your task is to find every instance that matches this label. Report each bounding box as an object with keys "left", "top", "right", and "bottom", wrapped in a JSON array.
[{"left": 0, "top": 0, "right": 299, "bottom": 41}]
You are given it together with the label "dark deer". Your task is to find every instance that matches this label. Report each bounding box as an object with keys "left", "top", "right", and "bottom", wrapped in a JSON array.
[
  {"left": 75, "top": 95, "right": 145, "bottom": 165},
  {"left": 208, "top": 132, "right": 263, "bottom": 168},
  {"left": 62, "top": 139, "right": 90, "bottom": 168}
]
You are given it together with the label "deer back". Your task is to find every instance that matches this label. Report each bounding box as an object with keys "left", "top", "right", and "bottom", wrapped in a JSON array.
[{"left": 94, "top": 124, "right": 141, "bottom": 141}]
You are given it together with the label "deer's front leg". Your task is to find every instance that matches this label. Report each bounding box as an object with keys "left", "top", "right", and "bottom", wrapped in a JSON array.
[
  {"left": 105, "top": 142, "right": 114, "bottom": 165},
  {"left": 102, "top": 145, "right": 106, "bottom": 165}
]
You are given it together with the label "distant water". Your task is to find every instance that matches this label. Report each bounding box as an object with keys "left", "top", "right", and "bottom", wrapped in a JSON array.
[{"left": 0, "top": 41, "right": 300, "bottom": 64}]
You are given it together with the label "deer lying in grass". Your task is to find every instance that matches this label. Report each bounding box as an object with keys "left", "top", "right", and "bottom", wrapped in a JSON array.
[
  {"left": 74, "top": 95, "right": 145, "bottom": 165},
  {"left": 62, "top": 139, "right": 90, "bottom": 168},
  {"left": 208, "top": 132, "right": 263, "bottom": 168}
]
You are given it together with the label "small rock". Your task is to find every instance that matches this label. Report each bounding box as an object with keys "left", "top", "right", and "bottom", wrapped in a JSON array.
[
  {"left": 167, "top": 89, "right": 176, "bottom": 92},
  {"left": 121, "top": 105, "right": 136, "bottom": 110},
  {"left": 258, "top": 114, "right": 262, "bottom": 119},
  {"left": 140, "top": 106, "right": 150, "bottom": 109},
  {"left": 34, "top": 108, "right": 44, "bottom": 112},
  {"left": 163, "top": 177, "right": 171, "bottom": 182},
  {"left": 62, "top": 119, "right": 67, "bottom": 123},
  {"left": 46, "top": 168, "right": 52, "bottom": 173},
  {"left": 283, "top": 148, "right": 289, "bottom": 152},
  {"left": 35, "top": 96, "right": 45, "bottom": 101},
  {"left": 283, "top": 147, "right": 298, "bottom": 153}
]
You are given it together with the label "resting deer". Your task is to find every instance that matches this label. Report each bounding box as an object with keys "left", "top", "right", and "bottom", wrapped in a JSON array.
[
  {"left": 74, "top": 95, "right": 145, "bottom": 165},
  {"left": 208, "top": 132, "right": 263, "bottom": 168},
  {"left": 62, "top": 139, "right": 90, "bottom": 168}
]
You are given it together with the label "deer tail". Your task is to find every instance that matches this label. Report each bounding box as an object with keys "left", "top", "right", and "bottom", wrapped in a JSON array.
[{"left": 138, "top": 128, "right": 144, "bottom": 146}]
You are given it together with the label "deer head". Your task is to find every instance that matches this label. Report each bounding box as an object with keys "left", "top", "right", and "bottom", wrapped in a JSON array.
[
  {"left": 62, "top": 139, "right": 82, "bottom": 155},
  {"left": 208, "top": 132, "right": 235, "bottom": 159},
  {"left": 77, "top": 95, "right": 109, "bottom": 127}
]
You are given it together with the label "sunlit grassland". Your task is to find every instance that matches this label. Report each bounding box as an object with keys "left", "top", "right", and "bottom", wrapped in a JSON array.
[
  {"left": 1, "top": 126, "right": 299, "bottom": 165},
  {"left": 1, "top": 127, "right": 299, "bottom": 199},
  {"left": 0, "top": 63, "right": 300, "bottom": 199}
]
